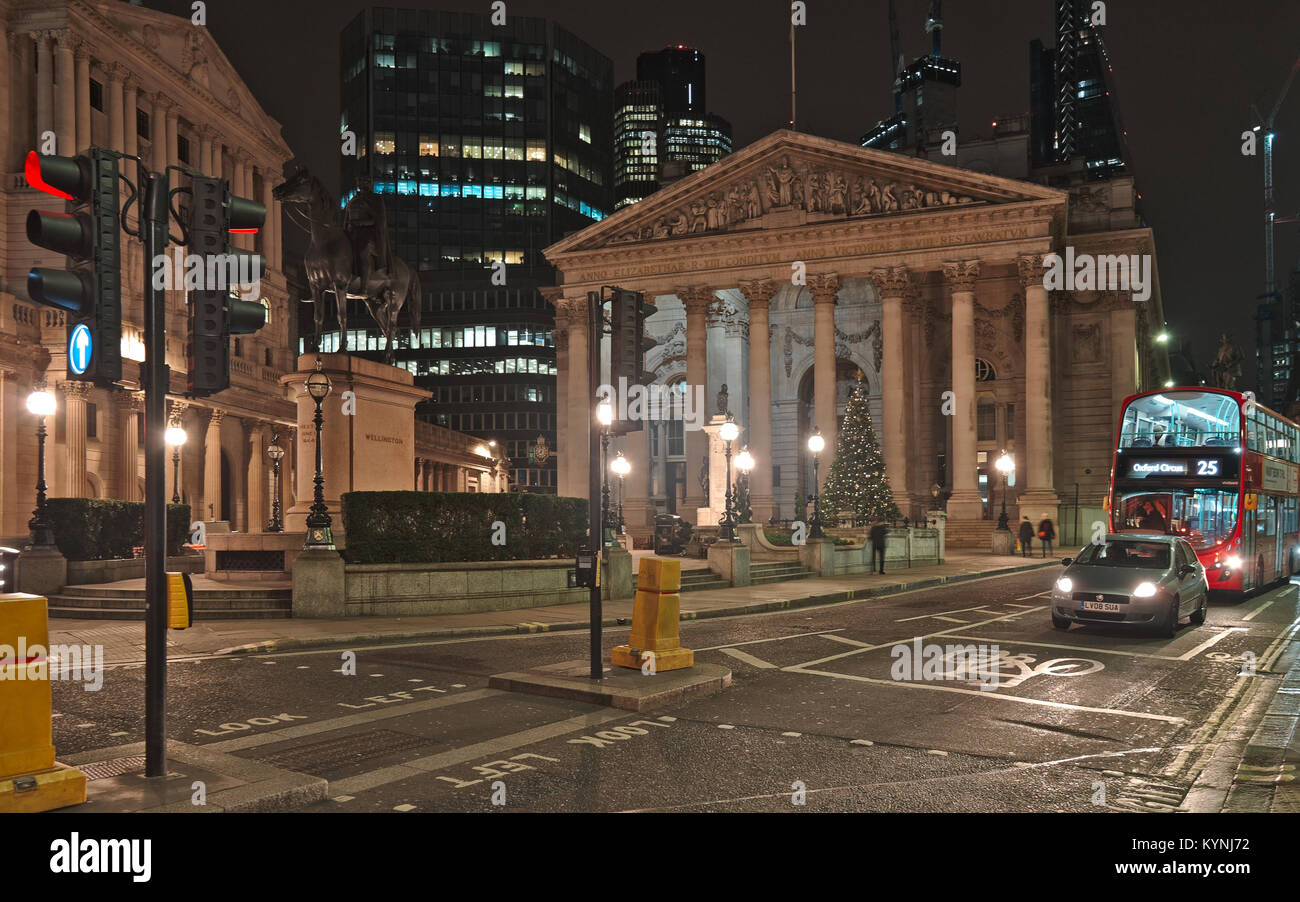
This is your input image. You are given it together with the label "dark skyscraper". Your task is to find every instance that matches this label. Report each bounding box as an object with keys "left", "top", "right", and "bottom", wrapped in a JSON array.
[
  {"left": 1042, "top": 0, "right": 1129, "bottom": 177},
  {"left": 333, "top": 7, "right": 614, "bottom": 491},
  {"left": 860, "top": 6, "right": 961, "bottom": 152},
  {"left": 614, "top": 45, "right": 732, "bottom": 210}
]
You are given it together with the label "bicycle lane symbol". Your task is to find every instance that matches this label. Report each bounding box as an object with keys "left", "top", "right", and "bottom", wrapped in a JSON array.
[{"left": 941, "top": 649, "right": 1105, "bottom": 691}]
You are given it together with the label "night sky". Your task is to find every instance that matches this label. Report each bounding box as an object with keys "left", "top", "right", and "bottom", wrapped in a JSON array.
[{"left": 147, "top": 0, "right": 1300, "bottom": 384}]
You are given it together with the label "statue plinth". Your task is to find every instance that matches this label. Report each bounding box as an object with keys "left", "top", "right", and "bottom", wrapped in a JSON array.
[
  {"left": 281, "top": 353, "right": 431, "bottom": 534},
  {"left": 696, "top": 415, "right": 743, "bottom": 528}
]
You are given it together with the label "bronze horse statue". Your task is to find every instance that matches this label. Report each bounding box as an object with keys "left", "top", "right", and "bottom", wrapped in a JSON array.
[{"left": 274, "top": 167, "right": 421, "bottom": 363}]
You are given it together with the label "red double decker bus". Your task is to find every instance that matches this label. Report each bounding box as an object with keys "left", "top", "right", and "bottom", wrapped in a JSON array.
[{"left": 1109, "top": 388, "right": 1300, "bottom": 596}]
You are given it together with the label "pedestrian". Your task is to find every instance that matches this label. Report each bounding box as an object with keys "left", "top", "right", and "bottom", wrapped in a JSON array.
[
  {"left": 869, "top": 520, "right": 888, "bottom": 574},
  {"left": 1037, "top": 513, "right": 1056, "bottom": 558},
  {"left": 1017, "top": 516, "right": 1035, "bottom": 558}
]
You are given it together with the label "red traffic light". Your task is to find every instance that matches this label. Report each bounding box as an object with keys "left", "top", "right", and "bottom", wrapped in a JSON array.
[{"left": 26, "top": 150, "right": 89, "bottom": 201}]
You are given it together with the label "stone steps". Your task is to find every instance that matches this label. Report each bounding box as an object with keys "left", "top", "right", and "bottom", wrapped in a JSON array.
[
  {"left": 943, "top": 519, "right": 1000, "bottom": 547},
  {"left": 750, "top": 562, "right": 817, "bottom": 585},
  {"left": 48, "top": 585, "right": 292, "bottom": 621}
]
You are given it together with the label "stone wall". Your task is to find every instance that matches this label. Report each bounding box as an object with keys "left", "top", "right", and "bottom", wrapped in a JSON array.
[
  {"left": 340, "top": 559, "right": 585, "bottom": 616},
  {"left": 65, "top": 554, "right": 205, "bottom": 586}
]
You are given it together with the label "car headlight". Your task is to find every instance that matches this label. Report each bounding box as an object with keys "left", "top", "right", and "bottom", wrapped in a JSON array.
[
  {"left": 1133, "top": 582, "right": 1158, "bottom": 597},
  {"left": 1055, "top": 577, "right": 1073, "bottom": 593},
  {"left": 1225, "top": 555, "right": 1242, "bottom": 569}
]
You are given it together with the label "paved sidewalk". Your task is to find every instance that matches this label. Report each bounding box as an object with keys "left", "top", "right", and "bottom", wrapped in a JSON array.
[{"left": 49, "top": 550, "right": 1058, "bottom": 664}]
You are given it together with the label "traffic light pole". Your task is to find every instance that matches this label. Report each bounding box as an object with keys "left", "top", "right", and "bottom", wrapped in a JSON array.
[
  {"left": 142, "top": 169, "right": 170, "bottom": 778},
  {"left": 587, "top": 291, "right": 602, "bottom": 681}
]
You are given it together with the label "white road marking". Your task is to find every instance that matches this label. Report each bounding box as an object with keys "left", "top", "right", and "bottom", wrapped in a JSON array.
[
  {"left": 717, "top": 724, "right": 735, "bottom": 730},
  {"left": 296, "top": 666, "right": 309, "bottom": 670},
  {"left": 1012, "top": 595, "right": 1049, "bottom": 602},
  {"left": 332, "top": 795, "right": 354, "bottom": 803},
  {"left": 850, "top": 739, "right": 874, "bottom": 746},
  {"left": 1176, "top": 628, "right": 1247, "bottom": 661},
  {"left": 109, "top": 731, "right": 129, "bottom": 737},
  {"left": 782, "top": 731, "right": 802, "bottom": 737},
  {"left": 789, "top": 666, "right": 1185, "bottom": 723},
  {"left": 658, "top": 716, "right": 676, "bottom": 722},
  {"left": 895, "top": 605, "right": 993, "bottom": 623},
  {"left": 821, "top": 634, "right": 874, "bottom": 647},
  {"left": 393, "top": 804, "right": 416, "bottom": 812},
  {"left": 930, "top": 615, "right": 970, "bottom": 623},
  {"left": 941, "top": 631, "right": 1241, "bottom": 662},
  {"left": 1242, "top": 599, "right": 1274, "bottom": 622},
  {"left": 719, "top": 647, "right": 777, "bottom": 669},
  {"left": 927, "top": 749, "right": 949, "bottom": 756},
  {"left": 695, "top": 629, "right": 846, "bottom": 652}
]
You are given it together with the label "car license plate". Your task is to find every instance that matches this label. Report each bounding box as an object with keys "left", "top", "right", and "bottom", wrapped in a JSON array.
[{"left": 1081, "top": 601, "right": 1122, "bottom": 612}]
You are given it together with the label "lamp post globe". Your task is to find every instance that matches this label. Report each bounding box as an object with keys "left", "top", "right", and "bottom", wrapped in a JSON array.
[
  {"left": 807, "top": 428, "right": 825, "bottom": 538},
  {"left": 719, "top": 418, "right": 740, "bottom": 541},
  {"left": 25, "top": 384, "right": 56, "bottom": 549},
  {"left": 305, "top": 359, "right": 334, "bottom": 549}
]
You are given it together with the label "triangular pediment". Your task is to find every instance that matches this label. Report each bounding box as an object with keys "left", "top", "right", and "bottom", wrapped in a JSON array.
[{"left": 546, "top": 130, "right": 1064, "bottom": 257}]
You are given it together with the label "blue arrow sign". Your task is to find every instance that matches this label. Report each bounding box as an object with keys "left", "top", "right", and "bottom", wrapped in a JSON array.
[{"left": 68, "top": 323, "right": 93, "bottom": 376}]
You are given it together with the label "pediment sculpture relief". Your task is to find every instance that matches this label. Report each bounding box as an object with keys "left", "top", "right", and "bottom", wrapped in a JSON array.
[{"left": 610, "top": 155, "right": 978, "bottom": 245}]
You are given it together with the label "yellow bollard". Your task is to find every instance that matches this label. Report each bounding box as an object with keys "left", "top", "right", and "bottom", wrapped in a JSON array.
[
  {"left": 0, "top": 594, "right": 87, "bottom": 812},
  {"left": 612, "top": 558, "right": 694, "bottom": 671},
  {"left": 167, "top": 571, "right": 193, "bottom": 630}
]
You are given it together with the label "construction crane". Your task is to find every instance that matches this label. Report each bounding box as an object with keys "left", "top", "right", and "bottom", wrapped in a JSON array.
[
  {"left": 1251, "top": 55, "right": 1300, "bottom": 304},
  {"left": 925, "top": 0, "right": 943, "bottom": 57},
  {"left": 889, "top": 0, "right": 904, "bottom": 114}
]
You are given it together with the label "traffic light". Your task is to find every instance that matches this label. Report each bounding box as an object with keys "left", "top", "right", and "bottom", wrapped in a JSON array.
[
  {"left": 25, "top": 149, "right": 122, "bottom": 386},
  {"left": 187, "top": 175, "right": 267, "bottom": 396},
  {"left": 608, "top": 288, "right": 657, "bottom": 434}
]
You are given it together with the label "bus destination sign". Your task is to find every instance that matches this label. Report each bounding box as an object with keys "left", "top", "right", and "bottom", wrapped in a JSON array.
[{"left": 1124, "top": 457, "right": 1238, "bottom": 480}]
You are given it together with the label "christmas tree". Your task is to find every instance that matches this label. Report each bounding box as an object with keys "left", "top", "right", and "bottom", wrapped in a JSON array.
[{"left": 819, "top": 376, "right": 901, "bottom": 523}]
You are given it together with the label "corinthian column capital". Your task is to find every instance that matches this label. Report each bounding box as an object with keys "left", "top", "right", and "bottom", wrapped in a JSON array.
[
  {"left": 806, "top": 272, "right": 841, "bottom": 304},
  {"left": 1017, "top": 254, "right": 1049, "bottom": 290},
  {"left": 868, "top": 265, "right": 915, "bottom": 300},
  {"left": 941, "top": 260, "right": 982, "bottom": 293},
  {"left": 737, "top": 278, "right": 778, "bottom": 310},
  {"left": 677, "top": 285, "right": 716, "bottom": 315}
]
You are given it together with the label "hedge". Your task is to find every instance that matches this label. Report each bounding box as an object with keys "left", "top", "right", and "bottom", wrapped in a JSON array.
[
  {"left": 341, "top": 491, "right": 588, "bottom": 564},
  {"left": 45, "top": 499, "right": 192, "bottom": 561}
]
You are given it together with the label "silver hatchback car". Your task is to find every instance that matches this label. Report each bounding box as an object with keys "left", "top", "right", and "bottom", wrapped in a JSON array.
[{"left": 1051, "top": 533, "right": 1209, "bottom": 636}]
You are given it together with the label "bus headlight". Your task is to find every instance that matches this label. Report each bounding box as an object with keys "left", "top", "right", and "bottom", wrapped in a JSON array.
[
  {"left": 1225, "top": 555, "right": 1242, "bottom": 569},
  {"left": 1133, "top": 582, "right": 1158, "bottom": 597},
  {"left": 1055, "top": 577, "right": 1073, "bottom": 593}
]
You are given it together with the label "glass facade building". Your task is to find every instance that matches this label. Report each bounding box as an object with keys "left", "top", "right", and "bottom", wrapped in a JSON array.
[
  {"left": 613, "top": 46, "right": 732, "bottom": 210},
  {"left": 330, "top": 7, "right": 614, "bottom": 491}
]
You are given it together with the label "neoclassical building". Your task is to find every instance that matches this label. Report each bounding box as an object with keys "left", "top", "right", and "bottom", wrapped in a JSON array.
[
  {"left": 0, "top": 0, "right": 503, "bottom": 549},
  {"left": 544, "top": 130, "right": 1171, "bottom": 544}
]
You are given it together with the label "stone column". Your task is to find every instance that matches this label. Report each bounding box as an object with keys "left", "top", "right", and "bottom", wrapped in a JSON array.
[
  {"left": 150, "top": 93, "right": 168, "bottom": 174},
  {"left": 35, "top": 33, "right": 54, "bottom": 147},
  {"left": 59, "top": 382, "right": 91, "bottom": 497},
  {"left": 106, "top": 64, "right": 124, "bottom": 153},
  {"left": 198, "top": 127, "right": 213, "bottom": 177},
  {"left": 54, "top": 31, "right": 76, "bottom": 155},
  {"left": 560, "top": 296, "right": 590, "bottom": 498},
  {"left": 870, "top": 266, "right": 915, "bottom": 515},
  {"left": 807, "top": 273, "right": 841, "bottom": 487},
  {"left": 679, "top": 285, "right": 713, "bottom": 514},
  {"left": 247, "top": 420, "right": 266, "bottom": 533},
  {"left": 115, "top": 391, "right": 143, "bottom": 501},
  {"left": 1017, "top": 255, "right": 1060, "bottom": 523},
  {"left": 943, "top": 261, "right": 983, "bottom": 521},
  {"left": 165, "top": 105, "right": 179, "bottom": 170},
  {"left": 262, "top": 174, "right": 276, "bottom": 270},
  {"left": 122, "top": 75, "right": 138, "bottom": 185},
  {"left": 74, "top": 42, "right": 90, "bottom": 153},
  {"left": 549, "top": 294, "right": 570, "bottom": 486},
  {"left": 202, "top": 409, "right": 224, "bottom": 522},
  {"left": 738, "top": 279, "right": 777, "bottom": 522}
]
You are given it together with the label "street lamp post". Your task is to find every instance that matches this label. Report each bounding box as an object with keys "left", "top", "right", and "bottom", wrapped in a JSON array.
[
  {"left": 266, "top": 433, "right": 285, "bottom": 533},
  {"left": 735, "top": 446, "right": 755, "bottom": 526},
  {"left": 597, "top": 398, "right": 613, "bottom": 545},
  {"left": 304, "top": 358, "right": 334, "bottom": 549},
  {"left": 995, "top": 451, "right": 1015, "bottom": 531},
  {"left": 25, "top": 384, "right": 56, "bottom": 549},
  {"left": 164, "top": 423, "right": 186, "bottom": 505},
  {"left": 719, "top": 418, "right": 740, "bottom": 541},
  {"left": 808, "top": 428, "right": 825, "bottom": 539},
  {"left": 611, "top": 451, "right": 630, "bottom": 535}
]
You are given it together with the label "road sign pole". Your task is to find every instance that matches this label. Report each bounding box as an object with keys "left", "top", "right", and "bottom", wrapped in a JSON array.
[{"left": 142, "top": 169, "right": 170, "bottom": 778}]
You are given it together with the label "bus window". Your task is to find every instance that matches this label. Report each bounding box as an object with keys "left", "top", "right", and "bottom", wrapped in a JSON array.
[
  {"left": 1118, "top": 488, "right": 1237, "bottom": 550},
  {"left": 1119, "top": 391, "right": 1239, "bottom": 448}
]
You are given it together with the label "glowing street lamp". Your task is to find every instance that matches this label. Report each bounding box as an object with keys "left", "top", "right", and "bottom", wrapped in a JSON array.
[
  {"left": 807, "top": 428, "right": 825, "bottom": 539},
  {"left": 26, "top": 384, "right": 57, "bottom": 549},
  {"left": 719, "top": 418, "right": 740, "bottom": 541},
  {"left": 164, "top": 423, "right": 187, "bottom": 504},
  {"left": 304, "top": 358, "right": 334, "bottom": 549},
  {"left": 610, "top": 451, "right": 630, "bottom": 534},
  {"left": 266, "top": 434, "right": 285, "bottom": 532},
  {"left": 994, "top": 451, "right": 1015, "bottom": 531}
]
